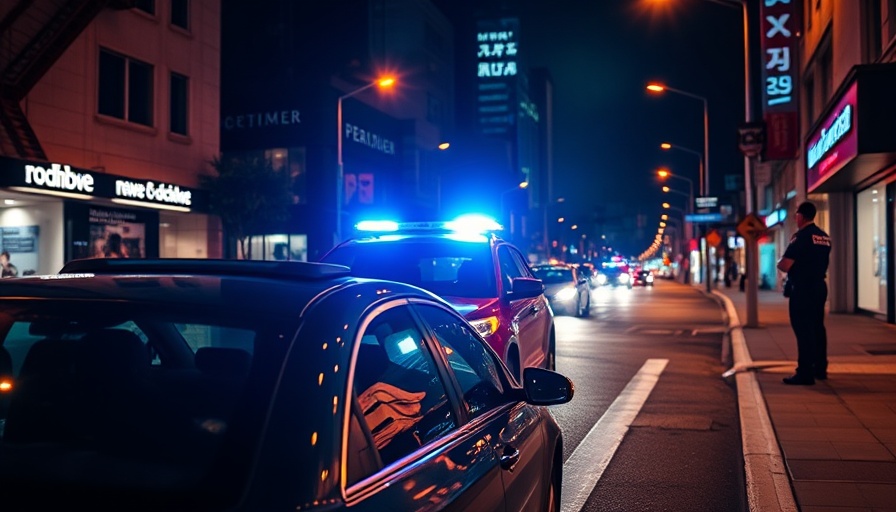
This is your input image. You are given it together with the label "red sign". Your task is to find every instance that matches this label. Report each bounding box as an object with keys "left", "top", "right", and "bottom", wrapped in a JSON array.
[
  {"left": 806, "top": 82, "right": 858, "bottom": 192},
  {"left": 759, "top": 0, "right": 799, "bottom": 160}
]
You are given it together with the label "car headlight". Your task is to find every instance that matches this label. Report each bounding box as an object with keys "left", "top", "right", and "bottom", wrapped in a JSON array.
[
  {"left": 618, "top": 273, "right": 630, "bottom": 283},
  {"left": 469, "top": 316, "right": 499, "bottom": 337},
  {"left": 596, "top": 274, "right": 608, "bottom": 285},
  {"left": 554, "top": 287, "right": 577, "bottom": 301}
]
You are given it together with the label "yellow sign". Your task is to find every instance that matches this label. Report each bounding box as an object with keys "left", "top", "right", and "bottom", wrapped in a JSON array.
[{"left": 737, "top": 213, "right": 767, "bottom": 239}]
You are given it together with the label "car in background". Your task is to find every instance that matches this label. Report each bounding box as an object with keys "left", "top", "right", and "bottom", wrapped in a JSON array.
[
  {"left": 597, "top": 264, "right": 632, "bottom": 289},
  {"left": 320, "top": 215, "right": 556, "bottom": 381},
  {"left": 574, "top": 262, "right": 600, "bottom": 288},
  {"left": 631, "top": 268, "right": 655, "bottom": 287},
  {"left": 531, "top": 263, "right": 591, "bottom": 317},
  {"left": 0, "top": 258, "right": 573, "bottom": 511}
]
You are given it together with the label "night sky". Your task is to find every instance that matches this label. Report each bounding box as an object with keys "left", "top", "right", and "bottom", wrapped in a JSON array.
[{"left": 515, "top": 0, "right": 749, "bottom": 255}]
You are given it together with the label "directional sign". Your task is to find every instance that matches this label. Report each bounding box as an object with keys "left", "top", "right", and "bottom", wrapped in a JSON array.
[
  {"left": 685, "top": 213, "right": 724, "bottom": 223},
  {"left": 695, "top": 196, "right": 718, "bottom": 209},
  {"left": 737, "top": 213, "right": 767, "bottom": 239}
]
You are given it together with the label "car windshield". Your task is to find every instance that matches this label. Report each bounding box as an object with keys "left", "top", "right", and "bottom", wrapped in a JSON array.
[
  {"left": 322, "top": 238, "right": 498, "bottom": 298},
  {"left": 0, "top": 298, "right": 292, "bottom": 508},
  {"left": 532, "top": 267, "right": 572, "bottom": 284}
]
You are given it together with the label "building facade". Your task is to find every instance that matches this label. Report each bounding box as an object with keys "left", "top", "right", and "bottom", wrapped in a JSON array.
[
  {"left": 761, "top": 0, "right": 896, "bottom": 324},
  {"left": 220, "top": 0, "right": 455, "bottom": 261},
  {"left": 0, "top": 0, "right": 222, "bottom": 274}
]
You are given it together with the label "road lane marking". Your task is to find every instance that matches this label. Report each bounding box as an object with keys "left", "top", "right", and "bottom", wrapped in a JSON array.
[{"left": 561, "top": 358, "right": 669, "bottom": 512}]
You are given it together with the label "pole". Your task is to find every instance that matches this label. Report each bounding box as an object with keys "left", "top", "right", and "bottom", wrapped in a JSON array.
[
  {"left": 741, "top": 1, "right": 759, "bottom": 328},
  {"left": 336, "top": 96, "right": 344, "bottom": 245}
]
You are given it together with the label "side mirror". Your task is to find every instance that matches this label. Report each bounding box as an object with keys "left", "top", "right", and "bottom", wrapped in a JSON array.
[
  {"left": 522, "top": 367, "right": 574, "bottom": 405},
  {"left": 510, "top": 277, "right": 544, "bottom": 299}
]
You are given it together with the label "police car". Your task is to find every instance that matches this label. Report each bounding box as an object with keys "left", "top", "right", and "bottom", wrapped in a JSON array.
[{"left": 320, "top": 215, "right": 556, "bottom": 381}]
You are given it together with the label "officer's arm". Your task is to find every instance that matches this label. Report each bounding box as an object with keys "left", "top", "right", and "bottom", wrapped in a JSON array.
[{"left": 777, "top": 256, "right": 794, "bottom": 273}]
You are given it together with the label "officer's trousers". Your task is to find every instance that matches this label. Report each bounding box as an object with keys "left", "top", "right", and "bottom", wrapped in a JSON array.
[{"left": 788, "top": 282, "right": 828, "bottom": 378}]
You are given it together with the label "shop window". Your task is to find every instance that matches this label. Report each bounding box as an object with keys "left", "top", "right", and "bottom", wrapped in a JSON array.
[
  {"left": 98, "top": 49, "right": 154, "bottom": 127},
  {"left": 171, "top": 0, "right": 189, "bottom": 30},
  {"left": 134, "top": 0, "right": 155, "bottom": 15},
  {"left": 169, "top": 72, "right": 189, "bottom": 135},
  {"left": 857, "top": 184, "right": 888, "bottom": 315}
]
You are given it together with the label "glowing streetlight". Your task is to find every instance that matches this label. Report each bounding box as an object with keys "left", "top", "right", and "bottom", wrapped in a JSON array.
[
  {"left": 336, "top": 76, "right": 396, "bottom": 242},
  {"left": 647, "top": 82, "right": 709, "bottom": 196}
]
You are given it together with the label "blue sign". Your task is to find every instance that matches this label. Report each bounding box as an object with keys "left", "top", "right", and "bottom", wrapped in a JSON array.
[{"left": 685, "top": 213, "right": 724, "bottom": 223}]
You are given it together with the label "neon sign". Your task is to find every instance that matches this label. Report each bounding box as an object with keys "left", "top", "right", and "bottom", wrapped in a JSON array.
[{"left": 807, "top": 105, "right": 852, "bottom": 169}]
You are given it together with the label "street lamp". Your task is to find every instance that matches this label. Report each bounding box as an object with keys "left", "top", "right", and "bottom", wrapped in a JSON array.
[
  {"left": 647, "top": 83, "right": 709, "bottom": 197},
  {"left": 660, "top": 142, "right": 703, "bottom": 196},
  {"left": 656, "top": 168, "right": 694, "bottom": 213},
  {"left": 336, "top": 77, "right": 395, "bottom": 243}
]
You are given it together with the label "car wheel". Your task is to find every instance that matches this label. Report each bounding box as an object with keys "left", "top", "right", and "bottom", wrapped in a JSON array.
[
  {"left": 506, "top": 349, "right": 521, "bottom": 383},
  {"left": 546, "top": 450, "right": 562, "bottom": 512},
  {"left": 546, "top": 337, "right": 556, "bottom": 371}
]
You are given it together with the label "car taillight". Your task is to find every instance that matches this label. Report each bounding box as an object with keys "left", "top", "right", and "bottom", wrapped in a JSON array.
[{"left": 469, "top": 316, "right": 499, "bottom": 337}]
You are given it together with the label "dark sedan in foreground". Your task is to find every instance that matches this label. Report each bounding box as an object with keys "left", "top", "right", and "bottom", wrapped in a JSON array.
[{"left": 0, "top": 259, "right": 573, "bottom": 511}]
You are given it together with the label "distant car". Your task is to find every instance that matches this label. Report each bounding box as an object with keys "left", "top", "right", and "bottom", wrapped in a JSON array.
[
  {"left": 631, "top": 268, "right": 655, "bottom": 287},
  {"left": 574, "top": 263, "right": 600, "bottom": 289},
  {"left": 597, "top": 265, "right": 632, "bottom": 289},
  {"left": 320, "top": 215, "right": 556, "bottom": 381},
  {"left": 0, "top": 258, "right": 574, "bottom": 511},
  {"left": 531, "top": 263, "right": 591, "bottom": 317}
]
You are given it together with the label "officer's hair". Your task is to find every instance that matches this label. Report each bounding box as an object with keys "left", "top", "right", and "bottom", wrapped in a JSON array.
[{"left": 796, "top": 201, "right": 816, "bottom": 220}]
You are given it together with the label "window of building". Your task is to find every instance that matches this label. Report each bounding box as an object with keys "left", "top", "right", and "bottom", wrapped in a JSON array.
[
  {"left": 169, "top": 72, "right": 188, "bottom": 135},
  {"left": 865, "top": 0, "right": 882, "bottom": 62},
  {"left": 264, "top": 147, "right": 306, "bottom": 205},
  {"left": 171, "top": 0, "right": 189, "bottom": 30},
  {"left": 819, "top": 45, "right": 833, "bottom": 102},
  {"left": 426, "top": 94, "right": 443, "bottom": 124},
  {"left": 888, "top": 0, "right": 896, "bottom": 43},
  {"left": 803, "top": 74, "right": 815, "bottom": 125},
  {"left": 98, "top": 49, "right": 154, "bottom": 127},
  {"left": 134, "top": 0, "right": 155, "bottom": 15}
]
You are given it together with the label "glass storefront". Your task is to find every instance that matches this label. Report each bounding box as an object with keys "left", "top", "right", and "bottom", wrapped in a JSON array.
[{"left": 856, "top": 183, "right": 888, "bottom": 315}]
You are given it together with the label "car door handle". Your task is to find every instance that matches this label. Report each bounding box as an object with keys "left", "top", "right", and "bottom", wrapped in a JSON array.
[
  {"left": 500, "top": 445, "right": 520, "bottom": 472},
  {"left": 526, "top": 305, "right": 539, "bottom": 318}
]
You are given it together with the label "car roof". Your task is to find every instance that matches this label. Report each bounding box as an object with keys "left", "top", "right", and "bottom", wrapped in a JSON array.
[{"left": 2, "top": 258, "right": 442, "bottom": 319}]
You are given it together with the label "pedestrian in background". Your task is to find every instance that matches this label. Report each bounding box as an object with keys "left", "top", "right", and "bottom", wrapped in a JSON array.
[
  {"left": 777, "top": 201, "right": 831, "bottom": 385},
  {"left": 0, "top": 250, "right": 18, "bottom": 278}
]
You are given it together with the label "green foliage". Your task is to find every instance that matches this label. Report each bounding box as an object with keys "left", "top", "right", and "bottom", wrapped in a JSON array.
[{"left": 202, "top": 155, "right": 293, "bottom": 258}]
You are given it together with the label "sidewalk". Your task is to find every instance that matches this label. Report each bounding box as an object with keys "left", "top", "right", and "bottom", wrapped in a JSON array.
[{"left": 710, "top": 284, "right": 896, "bottom": 512}]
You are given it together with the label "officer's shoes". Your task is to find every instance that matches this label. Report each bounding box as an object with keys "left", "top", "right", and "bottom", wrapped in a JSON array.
[
  {"left": 815, "top": 373, "right": 828, "bottom": 381},
  {"left": 783, "top": 374, "right": 815, "bottom": 386}
]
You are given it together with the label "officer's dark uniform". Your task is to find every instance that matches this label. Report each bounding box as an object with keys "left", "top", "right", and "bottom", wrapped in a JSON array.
[{"left": 782, "top": 222, "right": 831, "bottom": 379}]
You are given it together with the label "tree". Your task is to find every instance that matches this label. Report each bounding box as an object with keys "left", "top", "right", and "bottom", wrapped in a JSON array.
[{"left": 201, "top": 155, "right": 293, "bottom": 259}]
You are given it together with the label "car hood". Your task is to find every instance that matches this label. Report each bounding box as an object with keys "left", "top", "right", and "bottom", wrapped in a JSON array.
[{"left": 441, "top": 296, "right": 501, "bottom": 319}]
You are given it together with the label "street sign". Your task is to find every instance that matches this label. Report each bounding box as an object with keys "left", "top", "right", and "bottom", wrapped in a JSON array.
[
  {"left": 686, "top": 212, "right": 724, "bottom": 223},
  {"left": 737, "top": 213, "right": 767, "bottom": 239},
  {"left": 738, "top": 122, "right": 765, "bottom": 158},
  {"left": 695, "top": 196, "right": 718, "bottom": 209},
  {"left": 705, "top": 229, "right": 722, "bottom": 247}
]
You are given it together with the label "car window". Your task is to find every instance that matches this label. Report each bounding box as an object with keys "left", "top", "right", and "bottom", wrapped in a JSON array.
[
  {"left": 348, "top": 305, "right": 457, "bottom": 480},
  {"left": 415, "top": 304, "right": 507, "bottom": 419},
  {"left": 323, "top": 239, "right": 498, "bottom": 298},
  {"left": 508, "top": 246, "right": 535, "bottom": 278},
  {"left": 532, "top": 266, "right": 573, "bottom": 284},
  {"left": 497, "top": 245, "right": 524, "bottom": 291}
]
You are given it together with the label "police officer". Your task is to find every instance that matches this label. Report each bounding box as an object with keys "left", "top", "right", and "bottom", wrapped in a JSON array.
[{"left": 777, "top": 201, "right": 831, "bottom": 385}]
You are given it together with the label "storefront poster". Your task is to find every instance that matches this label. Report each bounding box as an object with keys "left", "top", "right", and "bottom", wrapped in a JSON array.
[
  {"left": 65, "top": 203, "right": 158, "bottom": 262},
  {"left": 0, "top": 226, "right": 39, "bottom": 276}
]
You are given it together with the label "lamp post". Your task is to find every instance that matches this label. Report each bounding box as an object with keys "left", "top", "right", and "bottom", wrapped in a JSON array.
[
  {"left": 703, "top": 0, "right": 758, "bottom": 327},
  {"left": 501, "top": 181, "right": 529, "bottom": 244},
  {"left": 647, "top": 84, "right": 709, "bottom": 197},
  {"left": 336, "top": 77, "right": 395, "bottom": 244},
  {"left": 660, "top": 142, "right": 703, "bottom": 197}
]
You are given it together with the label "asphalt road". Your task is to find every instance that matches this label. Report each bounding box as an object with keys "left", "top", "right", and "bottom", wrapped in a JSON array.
[{"left": 550, "top": 278, "right": 747, "bottom": 512}]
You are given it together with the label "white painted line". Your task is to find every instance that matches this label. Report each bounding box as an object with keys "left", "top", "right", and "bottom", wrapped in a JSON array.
[{"left": 561, "top": 358, "right": 669, "bottom": 512}]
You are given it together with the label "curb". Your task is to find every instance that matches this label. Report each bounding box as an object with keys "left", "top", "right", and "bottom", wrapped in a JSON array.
[{"left": 712, "top": 291, "right": 798, "bottom": 512}]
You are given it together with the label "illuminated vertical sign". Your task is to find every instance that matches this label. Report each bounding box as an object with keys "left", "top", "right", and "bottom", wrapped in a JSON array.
[
  {"left": 805, "top": 82, "right": 858, "bottom": 192},
  {"left": 760, "top": 0, "right": 799, "bottom": 160},
  {"left": 476, "top": 20, "right": 519, "bottom": 79}
]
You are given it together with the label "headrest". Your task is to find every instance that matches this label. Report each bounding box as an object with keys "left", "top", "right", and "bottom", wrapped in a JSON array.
[
  {"left": 77, "top": 329, "right": 150, "bottom": 379},
  {"left": 195, "top": 347, "right": 252, "bottom": 378}
]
